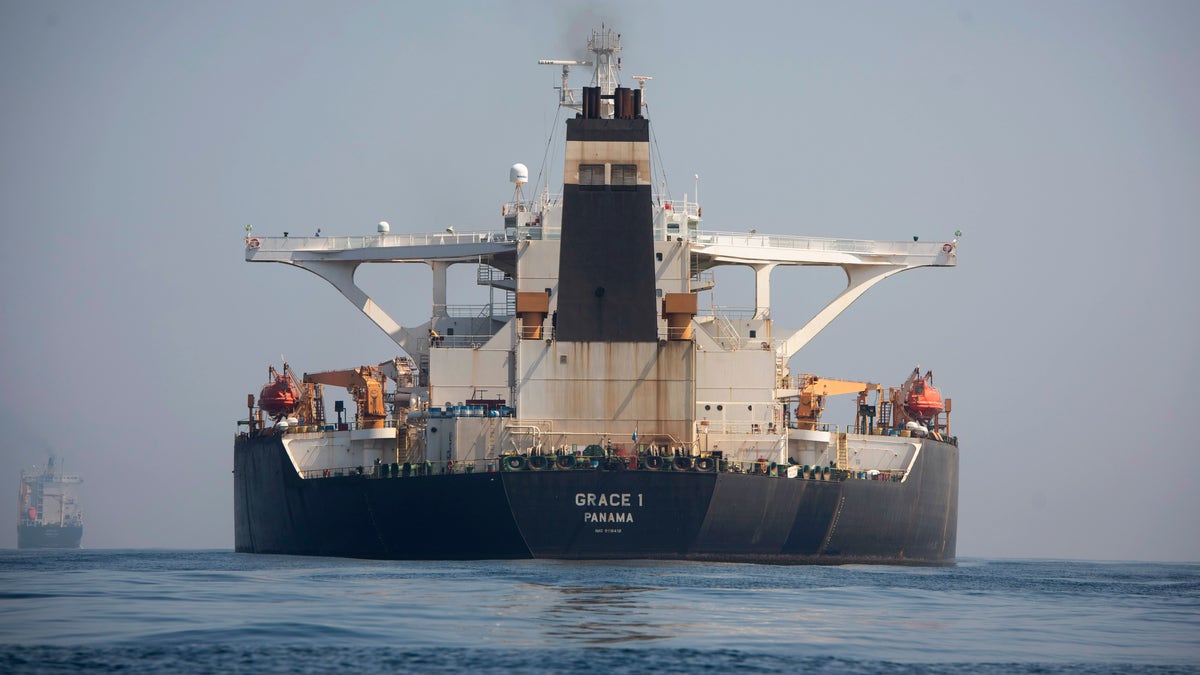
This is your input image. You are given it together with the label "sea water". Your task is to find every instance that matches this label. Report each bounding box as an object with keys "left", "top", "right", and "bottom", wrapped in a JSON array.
[{"left": 0, "top": 550, "right": 1196, "bottom": 673}]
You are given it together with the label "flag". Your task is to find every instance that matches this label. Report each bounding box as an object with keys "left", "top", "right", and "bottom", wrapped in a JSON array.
[{"left": 632, "top": 423, "right": 638, "bottom": 443}]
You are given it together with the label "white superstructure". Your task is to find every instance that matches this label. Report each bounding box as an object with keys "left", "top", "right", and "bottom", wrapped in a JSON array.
[{"left": 245, "top": 206, "right": 954, "bottom": 470}]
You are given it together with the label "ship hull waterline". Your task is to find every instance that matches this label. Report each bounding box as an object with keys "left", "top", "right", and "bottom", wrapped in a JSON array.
[
  {"left": 17, "top": 524, "right": 83, "bottom": 549},
  {"left": 234, "top": 434, "right": 958, "bottom": 565}
]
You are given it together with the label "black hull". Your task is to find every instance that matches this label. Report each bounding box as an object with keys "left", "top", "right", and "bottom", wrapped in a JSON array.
[
  {"left": 18, "top": 524, "right": 83, "bottom": 549},
  {"left": 234, "top": 435, "right": 957, "bottom": 565}
]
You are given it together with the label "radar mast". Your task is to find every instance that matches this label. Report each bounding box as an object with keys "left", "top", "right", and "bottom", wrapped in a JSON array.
[
  {"left": 587, "top": 27, "right": 621, "bottom": 94},
  {"left": 539, "top": 26, "right": 625, "bottom": 116}
]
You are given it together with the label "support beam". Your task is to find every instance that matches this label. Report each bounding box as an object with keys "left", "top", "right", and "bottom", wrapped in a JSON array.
[
  {"left": 778, "top": 264, "right": 907, "bottom": 361},
  {"left": 291, "top": 260, "right": 424, "bottom": 357},
  {"left": 753, "top": 263, "right": 776, "bottom": 320},
  {"left": 431, "top": 261, "right": 449, "bottom": 316}
]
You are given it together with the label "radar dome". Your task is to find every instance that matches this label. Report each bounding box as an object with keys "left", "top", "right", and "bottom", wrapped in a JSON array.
[
  {"left": 377, "top": 221, "right": 390, "bottom": 234},
  {"left": 509, "top": 163, "right": 529, "bottom": 185}
]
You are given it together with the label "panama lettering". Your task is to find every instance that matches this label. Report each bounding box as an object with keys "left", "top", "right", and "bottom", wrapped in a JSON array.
[{"left": 575, "top": 492, "right": 643, "bottom": 531}]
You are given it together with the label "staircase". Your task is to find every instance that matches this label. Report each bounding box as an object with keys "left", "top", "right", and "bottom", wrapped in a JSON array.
[
  {"left": 878, "top": 400, "right": 893, "bottom": 429},
  {"left": 689, "top": 254, "right": 714, "bottom": 291},
  {"left": 418, "top": 354, "right": 430, "bottom": 387},
  {"left": 477, "top": 262, "right": 516, "bottom": 317},
  {"left": 836, "top": 433, "right": 849, "bottom": 469},
  {"left": 313, "top": 387, "right": 326, "bottom": 426}
]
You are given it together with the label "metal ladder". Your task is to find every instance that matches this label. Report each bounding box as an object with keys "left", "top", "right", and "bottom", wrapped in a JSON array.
[
  {"left": 417, "top": 354, "right": 430, "bottom": 387},
  {"left": 878, "top": 400, "right": 893, "bottom": 429},
  {"left": 313, "top": 386, "right": 326, "bottom": 425},
  {"left": 476, "top": 262, "right": 516, "bottom": 316}
]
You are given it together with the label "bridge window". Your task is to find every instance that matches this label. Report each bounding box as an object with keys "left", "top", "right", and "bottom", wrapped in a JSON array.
[
  {"left": 611, "top": 164, "right": 637, "bottom": 185},
  {"left": 579, "top": 164, "right": 605, "bottom": 185}
]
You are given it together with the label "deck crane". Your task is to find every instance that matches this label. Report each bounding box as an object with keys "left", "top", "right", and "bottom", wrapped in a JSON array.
[{"left": 793, "top": 375, "right": 882, "bottom": 431}]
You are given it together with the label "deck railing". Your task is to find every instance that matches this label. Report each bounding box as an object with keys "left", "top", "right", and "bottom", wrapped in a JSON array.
[
  {"left": 687, "top": 231, "right": 948, "bottom": 257},
  {"left": 246, "top": 228, "right": 950, "bottom": 255},
  {"left": 247, "top": 231, "right": 508, "bottom": 251},
  {"left": 298, "top": 455, "right": 908, "bottom": 483}
]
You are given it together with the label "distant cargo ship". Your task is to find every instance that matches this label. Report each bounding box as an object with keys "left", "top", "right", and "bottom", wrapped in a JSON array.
[
  {"left": 235, "top": 28, "right": 960, "bottom": 564},
  {"left": 18, "top": 456, "right": 83, "bottom": 549}
]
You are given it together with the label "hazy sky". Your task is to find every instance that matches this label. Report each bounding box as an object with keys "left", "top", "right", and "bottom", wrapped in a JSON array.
[{"left": 1, "top": 1, "right": 1197, "bottom": 561}]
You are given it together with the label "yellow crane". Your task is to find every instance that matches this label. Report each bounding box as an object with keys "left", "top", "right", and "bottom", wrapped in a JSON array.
[
  {"left": 304, "top": 366, "right": 388, "bottom": 429},
  {"left": 793, "top": 375, "right": 881, "bottom": 431}
]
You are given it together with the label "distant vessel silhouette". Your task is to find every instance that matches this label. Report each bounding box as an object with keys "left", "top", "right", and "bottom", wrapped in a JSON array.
[{"left": 18, "top": 455, "right": 83, "bottom": 549}]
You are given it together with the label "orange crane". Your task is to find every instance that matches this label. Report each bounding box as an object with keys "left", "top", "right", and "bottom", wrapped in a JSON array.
[
  {"left": 793, "top": 375, "right": 881, "bottom": 431},
  {"left": 304, "top": 366, "right": 388, "bottom": 429}
]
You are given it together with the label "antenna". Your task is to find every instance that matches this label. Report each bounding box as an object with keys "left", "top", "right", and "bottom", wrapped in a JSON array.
[
  {"left": 631, "top": 75, "right": 651, "bottom": 114},
  {"left": 538, "top": 59, "right": 592, "bottom": 110},
  {"left": 542, "top": 28, "right": 626, "bottom": 115},
  {"left": 586, "top": 27, "right": 621, "bottom": 94},
  {"left": 509, "top": 163, "right": 529, "bottom": 210}
]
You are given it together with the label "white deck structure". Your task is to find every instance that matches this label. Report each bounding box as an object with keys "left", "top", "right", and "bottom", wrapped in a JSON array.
[
  {"left": 245, "top": 218, "right": 956, "bottom": 364},
  {"left": 245, "top": 207, "right": 955, "bottom": 472}
]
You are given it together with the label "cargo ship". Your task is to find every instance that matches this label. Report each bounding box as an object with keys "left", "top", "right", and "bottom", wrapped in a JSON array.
[
  {"left": 236, "top": 28, "right": 960, "bottom": 564},
  {"left": 17, "top": 456, "right": 83, "bottom": 549}
]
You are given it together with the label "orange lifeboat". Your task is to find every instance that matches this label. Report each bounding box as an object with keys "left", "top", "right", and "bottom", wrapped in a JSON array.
[
  {"left": 259, "top": 370, "right": 300, "bottom": 419},
  {"left": 904, "top": 371, "right": 944, "bottom": 421}
]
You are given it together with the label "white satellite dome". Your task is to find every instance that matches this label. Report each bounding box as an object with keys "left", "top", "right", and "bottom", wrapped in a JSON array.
[
  {"left": 377, "top": 221, "right": 390, "bottom": 234},
  {"left": 509, "top": 163, "right": 529, "bottom": 185}
]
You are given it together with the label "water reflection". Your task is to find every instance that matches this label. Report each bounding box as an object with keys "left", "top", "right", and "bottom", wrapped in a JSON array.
[{"left": 532, "top": 583, "right": 674, "bottom": 645}]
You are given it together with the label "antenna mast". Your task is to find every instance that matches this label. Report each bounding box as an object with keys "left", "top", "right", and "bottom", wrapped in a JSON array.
[
  {"left": 539, "top": 26, "right": 624, "bottom": 115},
  {"left": 537, "top": 59, "right": 591, "bottom": 110},
  {"left": 631, "top": 75, "right": 652, "bottom": 115},
  {"left": 587, "top": 27, "right": 621, "bottom": 94}
]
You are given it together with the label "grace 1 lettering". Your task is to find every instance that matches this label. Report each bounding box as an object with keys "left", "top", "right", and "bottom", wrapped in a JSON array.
[{"left": 573, "top": 492, "right": 643, "bottom": 507}]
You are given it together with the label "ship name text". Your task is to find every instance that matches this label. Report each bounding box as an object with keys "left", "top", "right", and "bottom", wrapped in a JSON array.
[
  {"left": 575, "top": 492, "right": 643, "bottom": 508},
  {"left": 575, "top": 492, "right": 644, "bottom": 531}
]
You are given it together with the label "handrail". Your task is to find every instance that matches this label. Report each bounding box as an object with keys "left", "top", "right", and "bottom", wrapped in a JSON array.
[
  {"left": 246, "top": 419, "right": 402, "bottom": 435},
  {"left": 247, "top": 231, "right": 508, "bottom": 251},
  {"left": 696, "top": 420, "right": 780, "bottom": 435},
  {"left": 297, "top": 455, "right": 908, "bottom": 482},
  {"left": 441, "top": 304, "right": 497, "bottom": 318},
  {"left": 687, "top": 230, "right": 950, "bottom": 257},
  {"left": 245, "top": 229, "right": 951, "bottom": 256},
  {"left": 429, "top": 333, "right": 499, "bottom": 349},
  {"left": 697, "top": 306, "right": 757, "bottom": 319},
  {"left": 659, "top": 198, "right": 700, "bottom": 218}
]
